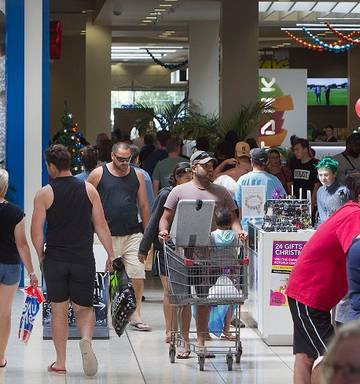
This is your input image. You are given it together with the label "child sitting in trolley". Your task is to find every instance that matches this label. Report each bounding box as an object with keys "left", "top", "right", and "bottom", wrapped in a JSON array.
[{"left": 210, "top": 207, "right": 240, "bottom": 341}]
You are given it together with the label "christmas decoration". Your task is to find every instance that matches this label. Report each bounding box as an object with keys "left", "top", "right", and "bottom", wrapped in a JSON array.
[
  {"left": 53, "top": 102, "right": 85, "bottom": 174},
  {"left": 325, "top": 22, "right": 360, "bottom": 46},
  {"left": 302, "top": 27, "right": 352, "bottom": 53},
  {"left": 355, "top": 98, "right": 360, "bottom": 119},
  {"left": 50, "top": 21, "right": 62, "bottom": 60},
  {"left": 145, "top": 49, "right": 188, "bottom": 70},
  {"left": 284, "top": 27, "right": 358, "bottom": 53}
]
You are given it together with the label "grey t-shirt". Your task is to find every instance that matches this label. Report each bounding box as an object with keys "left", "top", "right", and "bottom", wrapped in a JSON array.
[
  {"left": 164, "top": 180, "right": 237, "bottom": 230},
  {"left": 333, "top": 152, "right": 360, "bottom": 185}
]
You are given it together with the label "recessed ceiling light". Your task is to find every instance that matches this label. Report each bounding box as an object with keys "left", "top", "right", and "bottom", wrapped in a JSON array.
[
  {"left": 159, "top": 4, "right": 173, "bottom": 7},
  {"left": 146, "top": 16, "right": 157, "bottom": 19},
  {"left": 154, "top": 8, "right": 167, "bottom": 12},
  {"left": 142, "top": 20, "right": 153, "bottom": 23}
]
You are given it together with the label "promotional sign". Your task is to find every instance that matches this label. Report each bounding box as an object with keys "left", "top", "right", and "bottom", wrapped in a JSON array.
[
  {"left": 43, "top": 272, "right": 109, "bottom": 339},
  {"left": 270, "top": 240, "right": 306, "bottom": 306},
  {"left": 241, "top": 185, "right": 266, "bottom": 219},
  {"left": 259, "top": 69, "right": 307, "bottom": 148}
]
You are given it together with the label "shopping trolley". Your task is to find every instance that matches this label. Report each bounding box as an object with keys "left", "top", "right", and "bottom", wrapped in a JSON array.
[{"left": 164, "top": 240, "right": 249, "bottom": 371}]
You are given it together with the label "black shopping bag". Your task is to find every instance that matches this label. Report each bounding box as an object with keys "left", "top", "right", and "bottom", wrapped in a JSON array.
[{"left": 109, "top": 258, "right": 137, "bottom": 337}]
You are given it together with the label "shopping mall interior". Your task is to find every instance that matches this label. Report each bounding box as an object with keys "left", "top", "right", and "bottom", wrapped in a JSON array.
[{"left": 2, "top": 1, "right": 360, "bottom": 383}]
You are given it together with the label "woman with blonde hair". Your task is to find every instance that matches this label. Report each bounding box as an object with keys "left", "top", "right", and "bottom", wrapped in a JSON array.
[
  {"left": 321, "top": 319, "right": 360, "bottom": 383},
  {"left": 0, "top": 169, "right": 38, "bottom": 368}
]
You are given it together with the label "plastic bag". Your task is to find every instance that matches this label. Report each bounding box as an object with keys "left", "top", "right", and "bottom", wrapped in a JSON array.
[
  {"left": 18, "top": 286, "right": 44, "bottom": 344},
  {"left": 207, "top": 275, "right": 241, "bottom": 299},
  {"left": 208, "top": 305, "right": 229, "bottom": 337},
  {"left": 109, "top": 258, "right": 137, "bottom": 337}
]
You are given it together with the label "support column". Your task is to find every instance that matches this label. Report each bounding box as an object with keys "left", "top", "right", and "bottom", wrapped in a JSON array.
[
  {"left": 24, "top": 0, "right": 48, "bottom": 280},
  {"left": 348, "top": 48, "right": 360, "bottom": 132},
  {"left": 86, "top": 20, "right": 111, "bottom": 144},
  {"left": 220, "top": 0, "right": 258, "bottom": 122},
  {"left": 188, "top": 22, "right": 219, "bottom": 115}
]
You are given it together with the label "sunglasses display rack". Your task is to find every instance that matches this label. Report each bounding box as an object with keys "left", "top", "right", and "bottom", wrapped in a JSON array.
[{"left": 262, "top": 198, "right": 312, "bottom": 232}]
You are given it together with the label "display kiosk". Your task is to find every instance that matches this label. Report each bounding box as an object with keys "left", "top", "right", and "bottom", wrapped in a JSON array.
[{"left": 246, "top": 222, "right": 315, "bottom": 345}]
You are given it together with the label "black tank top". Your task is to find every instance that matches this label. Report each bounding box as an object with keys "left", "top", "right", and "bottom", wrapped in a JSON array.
[
  {"left": 45, "top": 176, "right": 94, "bottom": 264},
  {"left": 97, "top": 165, "right": 141, "bottom": 236}
]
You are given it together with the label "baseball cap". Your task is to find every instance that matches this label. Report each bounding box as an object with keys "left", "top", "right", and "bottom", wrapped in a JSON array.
[
  {"left": 250, "top": 148, "right": 268, "bottom": 165},
  {"left": 190, "top": 151, "right": 217, "bottom": 166},
  {"left": 235, "top": 141, "right": 250, "bottom": 158}
]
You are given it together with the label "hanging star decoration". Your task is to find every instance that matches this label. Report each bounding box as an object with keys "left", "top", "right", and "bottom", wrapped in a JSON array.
[{"left": 284, "top": 24, "right": 359, "bottom": 53}]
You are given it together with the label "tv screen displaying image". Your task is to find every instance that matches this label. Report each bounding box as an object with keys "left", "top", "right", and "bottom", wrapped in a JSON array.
[{"left": 307, "top": 78, "right": 348, "bottom": 106}]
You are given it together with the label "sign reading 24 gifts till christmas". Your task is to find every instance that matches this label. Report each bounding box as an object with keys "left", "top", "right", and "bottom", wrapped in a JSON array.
[
  {"left": 272, "top": 240, "right": 305, "bottom": 272},
  {"left": 270, "top": 240, "right": 306, "bottom": 307}
]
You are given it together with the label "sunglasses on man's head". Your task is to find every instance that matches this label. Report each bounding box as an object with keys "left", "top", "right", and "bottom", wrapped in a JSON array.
[
  {"left": 193, "top": 152, "right": 212, "bottom": 161},
  {"left": 113, "top": 154, "right": 131, "bottom": 163}
]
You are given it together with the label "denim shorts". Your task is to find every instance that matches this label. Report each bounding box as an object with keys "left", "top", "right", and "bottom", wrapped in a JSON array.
[{"left": 0, "top": 263, "right": 21, "bottom": 285}]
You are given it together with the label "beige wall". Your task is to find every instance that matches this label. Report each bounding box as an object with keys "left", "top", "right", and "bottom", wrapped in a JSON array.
[
  {"left": 112, "top": 63, "right": 185, "bottom": 90},
  {"left": 85, "top": 22, "right": 111, "bottom": 144},
  {"left": 50, "top": 35, "right": 85, "bottom": 140}
]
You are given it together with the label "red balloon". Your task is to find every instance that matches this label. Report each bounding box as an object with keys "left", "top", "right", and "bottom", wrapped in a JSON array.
[{"left": 356, "top": 98, "right": 360, "bottom": 119}]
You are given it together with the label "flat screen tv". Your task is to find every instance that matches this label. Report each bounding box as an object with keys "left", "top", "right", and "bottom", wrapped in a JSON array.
[{"left": 307, "top": 78, "right": 348, "bottom": 106}]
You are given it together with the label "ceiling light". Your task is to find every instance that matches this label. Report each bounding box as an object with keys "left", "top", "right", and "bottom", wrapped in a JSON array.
[
  {"left": 311, "top": 2, "right": 337, "bottom": 13},
  {"left": 318, "top": 16, "right": 360, "bottom": 20},
  {"left": 154, "top": 8, "right": 167, "bottom": 12},
  {"left": 297, "top": 23, "right": 360, "bottom": 27},
  {"left": 142, "top": 20, "right": 153, "bottom": 23},
  {"left": 291, "top": 2, "right": 316, "bottom": 12},
  {"left": 259, "top": 2, "right": 272, "bottom": 13},
  {"left": 145, "top": 16, "right": 157, "bottom": 19},
  {"left": 268, "top": 2, "right": 293, "bottom": 12},
  {"left": 332, "top": 2, "right": 357, "bottom": 13},
  {"left": 282, "top": 27, "right": 360, "bottom": 31},
  {"left": 159, "top": 4, "right": 173, "bottom": 7},
  {"left": 164, "top": 0, "right": 178, "bottom": 2}
]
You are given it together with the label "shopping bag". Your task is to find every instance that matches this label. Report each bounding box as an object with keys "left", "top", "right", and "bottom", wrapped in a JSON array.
[
  {"left": 109, "top": 258, "right": 137, "bottom": 338},
  {"left": 18, "top": 286, "right": 44, "bottom": 344},
  {"left": 208, "top": 305, "right": 229, "bottom": 337},
  {"left": 207, "top": 275, "right": 241, "bottom": 299}
]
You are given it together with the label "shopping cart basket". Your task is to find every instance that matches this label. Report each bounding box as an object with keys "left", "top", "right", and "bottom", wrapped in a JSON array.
[{"left": 164, "top": 240, "right": 249, "bottom": 371}]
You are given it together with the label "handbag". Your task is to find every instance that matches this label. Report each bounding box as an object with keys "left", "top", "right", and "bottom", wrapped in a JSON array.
[{"left": 109, "top": 258, "right": 137, "bottom": 337}]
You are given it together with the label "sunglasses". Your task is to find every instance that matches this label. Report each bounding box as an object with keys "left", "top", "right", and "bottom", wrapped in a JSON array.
[
  {"left": 193, "top": 152, "right": 212, "bottom": 162},
  {"left": 177, "top": 167, "right": 192, "bottom": 176},
  {"left": 114, "top": 154, "right": 131, "bottom": 163}
]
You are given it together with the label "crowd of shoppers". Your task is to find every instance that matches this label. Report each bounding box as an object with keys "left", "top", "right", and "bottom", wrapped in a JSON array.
[{"left": 3, "top": 126, "right": 360, "bottom": 382}]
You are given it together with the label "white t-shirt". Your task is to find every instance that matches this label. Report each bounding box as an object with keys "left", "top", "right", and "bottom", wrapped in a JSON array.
[{"left": 214, "top": 175, "right": 237, "bottom": 198}]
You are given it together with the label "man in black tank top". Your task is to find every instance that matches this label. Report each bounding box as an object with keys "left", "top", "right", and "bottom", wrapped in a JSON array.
[
  {"left": 31, "top": 145, "right": 115, "bottom": 376},
  {"left": 88, "top": 141, "right": 151, "bottom": 331}
]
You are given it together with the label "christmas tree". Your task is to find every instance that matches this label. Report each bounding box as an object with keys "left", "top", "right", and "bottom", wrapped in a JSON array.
[{"left": 54, "top": 102, "right": 85, "bottom": 174}]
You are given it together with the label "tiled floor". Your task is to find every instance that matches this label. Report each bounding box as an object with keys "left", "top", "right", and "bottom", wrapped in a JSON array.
[{"left": 0, "top": 287, "right": 294, "bottom": 383}]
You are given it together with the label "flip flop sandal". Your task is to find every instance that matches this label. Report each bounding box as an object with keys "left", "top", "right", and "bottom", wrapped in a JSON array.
[
  {"left": 79, "top": 339, "right": 98, "bottom": 377},
  {"left": 221, "top": 333, "right": 237, "bottom": 341},
  {"left": 47, "top": 362, "right": 66, "bottom": 375},
  {"left": 0, "top": 359, "right": 7, "bottom": 368},
  {"left": 176, "top": 351, "right": 191, "bottom": 359},
  {"left": 130, "top": 322, "right": 152, "bottom": 331}
]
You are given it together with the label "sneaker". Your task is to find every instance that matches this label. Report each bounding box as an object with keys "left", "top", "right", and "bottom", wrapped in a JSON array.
[{"left": 79, "top": 339, "right": 98, "bottom": 376}]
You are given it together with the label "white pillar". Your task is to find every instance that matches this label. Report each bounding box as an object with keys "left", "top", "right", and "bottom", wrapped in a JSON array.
[
  {"left": 24, "top": 0, "right": 43, "bottom": 278},
  {"left": 188, "top": 22, "right": 219, "bottom": 115},
  {"left": 86, "top": 20, "right": 111, "bottom": 144},
  {"left": 220, "top": 0, "right": 258, "bottom": 122}
]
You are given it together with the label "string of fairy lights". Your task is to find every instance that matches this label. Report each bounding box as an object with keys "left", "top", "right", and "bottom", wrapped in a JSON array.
[{"left": 283, "top": 23, "right": 360, "bottom": 53}]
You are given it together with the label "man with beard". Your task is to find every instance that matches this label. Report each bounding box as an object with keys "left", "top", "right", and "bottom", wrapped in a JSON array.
[{"left": 88, "top": 142, "right": 151, "bottom": 331}]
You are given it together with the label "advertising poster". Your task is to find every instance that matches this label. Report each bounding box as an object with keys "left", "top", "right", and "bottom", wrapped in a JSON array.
[
  {"left": 259, "top": 69, "right": 307, "bottom": 148},
  {"left": 270, "top": 240, "right": 306, "bottom": 306},
  {"left": 241, "top": 185, "right": 266, "bottom": 218}
]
